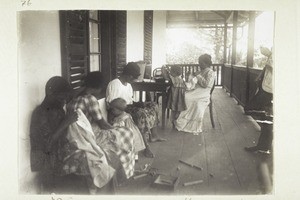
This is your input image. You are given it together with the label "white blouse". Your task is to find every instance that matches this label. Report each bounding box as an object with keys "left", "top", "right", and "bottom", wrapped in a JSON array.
[{"left": 106, "top": 78, "right": 134, "bottom": 105}]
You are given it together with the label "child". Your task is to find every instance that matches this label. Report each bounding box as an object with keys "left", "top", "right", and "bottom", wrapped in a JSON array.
[
  {"left": 162, "top": 65, "right": 187, "bottom": 126},
  {"left": 109, "top": 98, "right": 146, "bottom": 155}
]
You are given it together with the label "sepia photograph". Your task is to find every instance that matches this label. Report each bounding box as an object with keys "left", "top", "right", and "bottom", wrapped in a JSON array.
[
  {"left": 18, "top": 9, "right": 275, "bottom": 195},
  {"left": 0, "top": 0, "right": 298, "bottom": 199}
]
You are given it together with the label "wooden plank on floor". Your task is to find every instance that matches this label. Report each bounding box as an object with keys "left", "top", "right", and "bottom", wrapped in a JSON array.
[
  {"left": 175, "top": 133, "right": 209, "bottom": 195},
  {"left": 215, "top": 89, "right": 263, "bottom": 194},
  {"left": 150, "top": 131, "right": 183, "bottom": 174},
  {"left": 203, "top": 122, "right": 242, "bottom": 194},
  {"left": 117, "top": 88, "right": 268, "bottom": 195}
]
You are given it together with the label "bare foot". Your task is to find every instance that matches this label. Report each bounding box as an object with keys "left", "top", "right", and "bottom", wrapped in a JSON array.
[{"left": 143, "top": 147, "right": 155, "bottom": 158}]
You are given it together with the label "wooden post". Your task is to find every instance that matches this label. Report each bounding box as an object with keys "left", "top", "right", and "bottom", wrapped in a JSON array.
[
  {"left": 230, "top": 11, "right": 238, "bottom": 96},
  {"left": 222, "top": 22, "right": 228, "bottom": 87},
  {"left": 246, "top": 11, "right": 256, "bottom": 104},
  {"left": 223, "top": 22, "right": 227, "bottom": 64}
]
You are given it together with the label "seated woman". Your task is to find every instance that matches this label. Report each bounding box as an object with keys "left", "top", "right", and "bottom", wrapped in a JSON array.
[
  {"left": 66, "top": 72, "right": 135, "bottom": 193},
  {"left": 30, "top": 76, "right": 79, "bottom": 194},
  {"left": 175, "top": 54, "right": 215, "bottom": 135},
  {"left": 106, "top": 62, "right": 166, "bottom": 158}
]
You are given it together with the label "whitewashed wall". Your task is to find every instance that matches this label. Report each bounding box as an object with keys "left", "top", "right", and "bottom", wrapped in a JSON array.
[
  {"left": 18, "top": 11, "right": 61, "bottom": 194},
  {"left": 152, "top": 11, "right": 167, "bottom": 70},
  {"left": 126, "top": 11, "right": 144, "bottom": 62},
  {"left": 127, "top": 10, "right": 167, "bottom": 70}
]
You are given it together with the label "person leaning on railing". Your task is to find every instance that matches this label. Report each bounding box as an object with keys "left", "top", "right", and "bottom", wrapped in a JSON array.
[
  {"left": 244, "top": 46, "right": 273, "bottom": 154},
  {"left": 244, "top": 46, "right": 273, "bottom": 113}
]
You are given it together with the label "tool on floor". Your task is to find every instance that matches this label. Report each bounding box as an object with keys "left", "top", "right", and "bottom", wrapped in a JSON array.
[
  {"left": 134, "top": 166, "right": 159, "bottom": 177},
  {"left": 133, "top": 173, "right": 148, "bottom": 180},
  {"left": 183, "top": 180, "right": 203, "bottom": 186},
  {"left": 153, "top": 174, "right": 180, "bottom": 191},
  {"left": 179, "top": 159, "right": 203, "bottom": 170}
]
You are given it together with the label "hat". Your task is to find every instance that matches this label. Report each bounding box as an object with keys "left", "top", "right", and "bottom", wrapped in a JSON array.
[
  {"left": 45, "top": 76, "right": 71, "bottom": 95},
  {"left": 123, "top": 62, "right": 141, "bottom": 78},
  {"left": 110, "top": 98, "right": 127, "bottom": 111},
  {"left": 198, "top": 54, "right": 212, "bottom": 67},
  {"left": 85, "top": 71, "right": 105, "bottom": 89}
]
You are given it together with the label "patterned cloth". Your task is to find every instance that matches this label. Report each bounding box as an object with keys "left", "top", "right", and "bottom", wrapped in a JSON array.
[
  {"left": 125, "top": 102, "right": 159, "bottom": 143},
  {"left": 93, "top": 126, "right": 135, "bottom": 179},
  {"left": 106, "top": 78, "right": 160, "bottom": 145},
  {"left": 67, "top": 94, "right": 135, "bottom": 179},
  {"left": 111, "top": 112, "right": 146, "bottom": 153}
]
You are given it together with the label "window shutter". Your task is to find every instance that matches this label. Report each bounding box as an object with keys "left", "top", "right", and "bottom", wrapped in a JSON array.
[
  {"left": 144, "top": 11, "right": 153, "bottom": 65},
  {"left": 115, "top": 11, "right": 127, "bottom": 78},
  {"left": 60, "top": 11, "right": 89, "bottom": 90}
]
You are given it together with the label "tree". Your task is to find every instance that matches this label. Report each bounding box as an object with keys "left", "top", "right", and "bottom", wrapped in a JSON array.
[{"left": 166, "top": 27, "right": 225, "bottom": 64}]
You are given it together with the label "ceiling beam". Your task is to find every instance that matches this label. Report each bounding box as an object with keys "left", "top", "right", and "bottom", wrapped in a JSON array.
[
  {"left": 211, "top": 11, "right": 227, "bottom": 19},
  {"left": 226, "top": 11, "right": 233, "bottom": 23},
  {"left": 195, "top": 11, "right": 199, "bottom": 21}
]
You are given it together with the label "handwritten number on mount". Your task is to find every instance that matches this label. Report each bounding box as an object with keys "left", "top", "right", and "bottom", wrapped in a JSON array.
[
  {"left": 51, "top": 197, "right": 62, "bottom": 200},
  {"left": 21, "top": 0, "right": 31, "bottom": 6}
]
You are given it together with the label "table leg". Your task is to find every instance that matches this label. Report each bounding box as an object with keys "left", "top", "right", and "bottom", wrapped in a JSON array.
[{"left": 161, "top": 92, "right": 167, "bottom": 129}]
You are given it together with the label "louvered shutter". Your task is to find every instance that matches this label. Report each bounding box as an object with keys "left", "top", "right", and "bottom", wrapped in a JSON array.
[
  {"left": 144, "top": 11, "right": 153, "bottom": 65},
  {"left": 60, "top": 10, "right": 89, "bottom": 90},
  {"left": 115, "top": 11, "right": 127, "bottom": 78}
]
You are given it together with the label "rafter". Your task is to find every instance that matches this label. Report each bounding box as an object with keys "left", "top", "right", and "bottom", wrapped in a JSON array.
[{"left": 211, "top": 11, "right": 227, "bottom": 19}]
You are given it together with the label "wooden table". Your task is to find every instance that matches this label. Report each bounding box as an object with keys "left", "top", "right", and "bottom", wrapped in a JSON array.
[{"left": 131, "top": 80, "right": 170, "bottom": 128}]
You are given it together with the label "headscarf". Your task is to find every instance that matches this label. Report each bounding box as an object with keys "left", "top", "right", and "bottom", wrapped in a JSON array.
[
  {"left": 110, "top": 98, "right": 127, "bottom": 111},
  {"left": 170, "top": 65, "right": 182, "bottom": 77},
  {"left": 45, "top": 76, "right": 71, "bottom": 96},
  {"left": 122, "top": 62, "right": 141, "bottom": 78}
]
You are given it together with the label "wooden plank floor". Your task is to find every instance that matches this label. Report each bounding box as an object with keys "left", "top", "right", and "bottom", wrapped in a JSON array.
[{"left": 117, "top": 88, "right": 273, "bottom": 195}]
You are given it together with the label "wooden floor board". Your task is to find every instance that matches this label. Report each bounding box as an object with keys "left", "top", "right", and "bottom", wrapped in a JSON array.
[
  {"left": 214, "top": 89, "right": 264, "bottom": 194},
  {"left": 96, "top": 88, "right": 272, "bottom": 195}
]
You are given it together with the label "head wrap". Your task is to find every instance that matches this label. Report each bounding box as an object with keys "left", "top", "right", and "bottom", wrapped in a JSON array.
[
  {"left": 123, "top": 62, "right": 141, "bottom": 78},
  {"left": 85, "top": 71, "right": 105, "bottom": 89},
  {"left": 198, "top": 54, "right": 212, "bottom": 67},
  {"left": 45, "top": 76, "right": 71, "bottom": 95},
  {"left": 110, "top": 98, "right": 127, "bottom": 111},
  {"left": 170, "top": 65, "right": 182, "bottom": 77}
]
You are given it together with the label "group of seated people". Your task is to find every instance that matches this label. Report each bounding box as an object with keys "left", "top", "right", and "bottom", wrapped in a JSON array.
[{"left": 29, "top": 54, "right": 216, "bottom": 194}]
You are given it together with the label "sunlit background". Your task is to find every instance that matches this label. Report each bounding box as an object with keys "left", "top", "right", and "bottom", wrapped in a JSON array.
[{"left": 166, "top": 11, "right": 274, "bottom": 68}]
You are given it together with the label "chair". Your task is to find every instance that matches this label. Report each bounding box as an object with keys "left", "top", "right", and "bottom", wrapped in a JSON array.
[
  {"left": 152, "top": 68, "right": 164, "bottom": 103},
  {"left": 209, "top": 82, "right": 215, "bottom": 128}
]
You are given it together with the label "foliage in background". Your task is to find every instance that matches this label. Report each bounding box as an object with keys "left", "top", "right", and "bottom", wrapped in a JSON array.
[
  {"left": 166, "top": 27, "right": 224, "bottom": 64},
  {"left": 166, "top": 11, "right": 274, "bottom": 69}
]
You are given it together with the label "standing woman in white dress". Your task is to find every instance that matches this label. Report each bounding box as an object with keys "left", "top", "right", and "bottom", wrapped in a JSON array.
[{"left": 175, "top": 54, "right": 215, "bottom": 134}]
